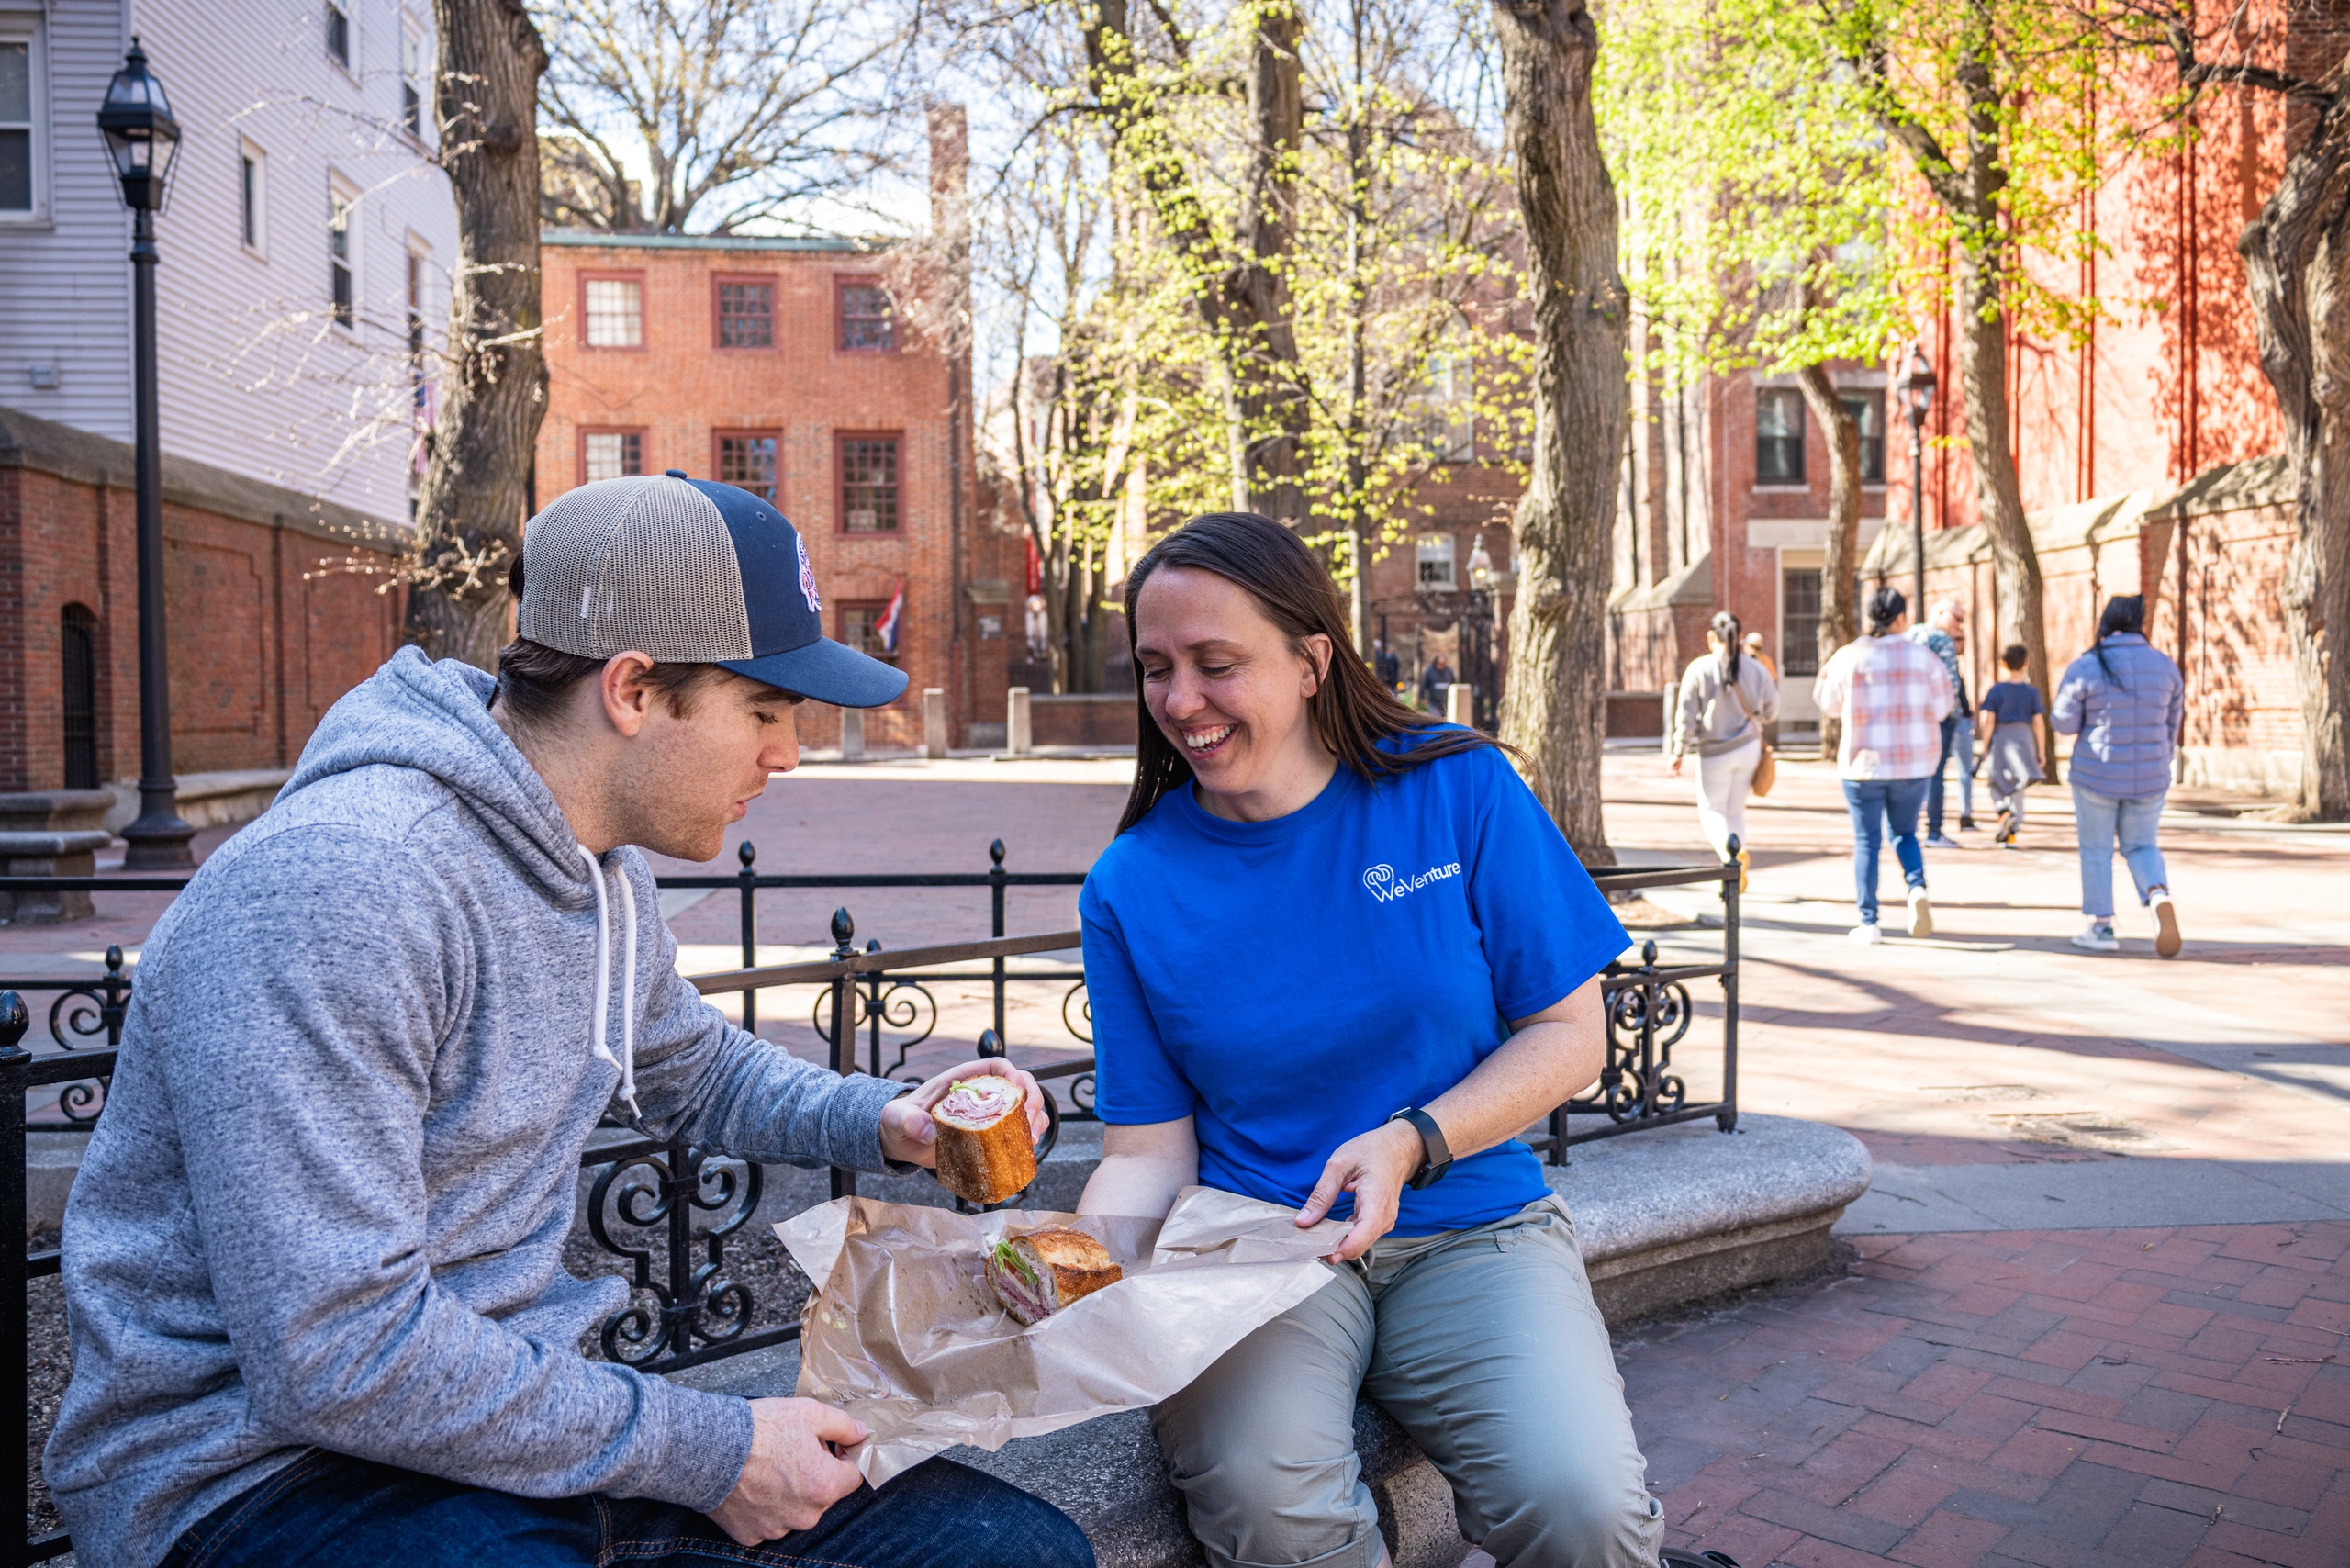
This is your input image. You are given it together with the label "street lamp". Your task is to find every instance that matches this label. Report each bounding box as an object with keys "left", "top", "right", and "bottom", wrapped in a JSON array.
[
  {"left": 1893, "top": 345, "right": 1937, "bottom": 621},
  {"left": 97, "top": 40, "right": 195, "bottom": 868}
]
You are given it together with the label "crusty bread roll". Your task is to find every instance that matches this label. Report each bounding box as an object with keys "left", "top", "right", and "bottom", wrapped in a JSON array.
[
  {"left": 986, "top": 1227, "right": 1123, "bottom": 1326},
  {"left": 930, "top": 1075, "right": 1036, "bottom": 1204}
]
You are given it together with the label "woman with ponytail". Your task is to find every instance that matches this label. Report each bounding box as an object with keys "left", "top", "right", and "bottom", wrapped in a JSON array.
[
  {"left": 1075, "top": 512, "right": 1662, "bottom": 1568},
  {"left": 2053, "top": 595, "right": 2186, "bottom": 955},
  {"left": 1811, "top": 585, "right": 1953, "bottom": 944},
  {"left": 1669, "top": 610, "right": 1780, "bottom": 888}
]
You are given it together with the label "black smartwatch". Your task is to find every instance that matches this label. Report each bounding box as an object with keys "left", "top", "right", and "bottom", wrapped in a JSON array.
[{"left": 1386, "top": 1107, "right": 1453, "bottom": 1189}]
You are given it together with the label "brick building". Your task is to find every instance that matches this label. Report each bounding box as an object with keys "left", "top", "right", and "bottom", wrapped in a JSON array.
[
  {"left": 1606, "top": 27, "right": 2327, "bottom": 794},
  {"left": 532, "top": 118, "right": 1022, "bottom": 752}
]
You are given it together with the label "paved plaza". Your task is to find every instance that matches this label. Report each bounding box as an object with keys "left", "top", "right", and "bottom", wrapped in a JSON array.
[{"left": 7, "top": 744, "right": 2347, "bottom": 1564}]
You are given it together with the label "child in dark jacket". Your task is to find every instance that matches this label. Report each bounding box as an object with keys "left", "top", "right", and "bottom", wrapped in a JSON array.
[{"left": 1974, "top": 644, "right": 2044, "bottom": 846}]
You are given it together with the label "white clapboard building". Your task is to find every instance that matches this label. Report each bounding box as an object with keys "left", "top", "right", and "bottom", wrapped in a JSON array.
[{"left": 0, "top": 0, "right": 457, "bottom": 528}]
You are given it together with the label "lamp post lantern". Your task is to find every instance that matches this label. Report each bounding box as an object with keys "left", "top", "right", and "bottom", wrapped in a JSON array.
[
  {"left": 1893, "top": 346, "right": 1937, "bottom": 621},
  {"left": 97, "top": 39, "right": 195, "bottom": 869}
]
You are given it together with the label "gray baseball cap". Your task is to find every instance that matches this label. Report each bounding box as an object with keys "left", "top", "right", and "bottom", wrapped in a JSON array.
[{"left": 517, "top": 471, "right": 908, "bottom": 709}]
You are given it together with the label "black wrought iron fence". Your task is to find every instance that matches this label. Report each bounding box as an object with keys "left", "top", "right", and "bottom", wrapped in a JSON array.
[{"left": 0, "top": 841, "right": 1739, "bottom": 1566}]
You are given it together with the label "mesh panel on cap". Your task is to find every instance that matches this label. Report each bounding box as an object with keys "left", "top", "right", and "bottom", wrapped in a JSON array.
[{"left": 519, "top": 479, "right": 754, "bottom": 660}]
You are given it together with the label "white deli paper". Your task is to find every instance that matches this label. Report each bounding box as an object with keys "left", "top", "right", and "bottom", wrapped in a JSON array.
[{"left": 775, "top": 1186, "right": 1342, "bottom": 1484}]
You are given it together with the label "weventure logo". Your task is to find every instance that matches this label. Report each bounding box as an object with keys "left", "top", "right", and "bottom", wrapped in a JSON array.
[{"left": 1360, "top": 860, "right": 1462, "bottom": 905}]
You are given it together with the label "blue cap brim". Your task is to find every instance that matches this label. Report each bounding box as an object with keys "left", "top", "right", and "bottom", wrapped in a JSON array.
[{"left": 719, "top": 637, "right": 910, "bottom": 709}]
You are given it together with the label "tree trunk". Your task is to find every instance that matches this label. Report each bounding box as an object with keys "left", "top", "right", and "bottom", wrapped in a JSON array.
[
  {"left": 2239, "top": 97, "right": 2350, "bottom": 820},
  {"left": 1227, "top": 2, "right": 1307, "bottom": 525},
  {"left": 1796, "top": 364, "right": 1859, "bottom": 760},
  {"left": 408, "top": 0, "right": 549, "bottom": 668},
  {"left": 1489, "top": 0, "right": 1625, "bottom": 864},
  {"left": 1951, "top": 249, "right": 2056, "bottom": 778}
]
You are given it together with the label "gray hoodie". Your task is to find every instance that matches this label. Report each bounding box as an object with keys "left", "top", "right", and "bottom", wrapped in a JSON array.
[{"left": 46, "top": 648, "right": 907, "bottom": 1568}]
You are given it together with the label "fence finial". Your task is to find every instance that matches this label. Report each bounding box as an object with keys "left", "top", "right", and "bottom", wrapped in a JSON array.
[
  {"left": 990, "top": 838, "right": 1005, "bottom": 868},
  {"left": 0, "top": 990, "right": 26, "bottom": 1052},
  {"left": 830, "top": 907, "right": 855, "bottom": 953},
  {"left": 738, "top": 840, "right": 756, "bottom": 869}
]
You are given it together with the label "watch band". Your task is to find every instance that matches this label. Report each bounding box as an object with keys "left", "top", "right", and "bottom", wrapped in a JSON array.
[{"left": 1387, "top": 1107, "right": 1453, "bottom": 1189}]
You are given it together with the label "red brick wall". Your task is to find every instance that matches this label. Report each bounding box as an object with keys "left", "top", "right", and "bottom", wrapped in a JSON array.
[
  {"left": 535, "top": 241, "right": 976, "bottom": 751},
  {"left": 0, "top": 459, "right": 407, "bottom": 792}
]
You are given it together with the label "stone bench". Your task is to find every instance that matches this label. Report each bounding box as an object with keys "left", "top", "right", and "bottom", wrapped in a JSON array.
[{"left": 663, "top": 1114, "right": 1871, "bottom": 1568}]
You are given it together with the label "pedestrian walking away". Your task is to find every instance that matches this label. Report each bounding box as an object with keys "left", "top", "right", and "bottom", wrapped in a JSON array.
[
  {"left": 1975, "top": 644, "right": 2044, "bottom": 847},
  {"left": 1669, "top": 610, "right": 1779, "bottom": 890},
  {"left": 2053, "top": 594, "right": 2186, "bottom": 958},
  {"left": 1080, "top": 511, "right": 1664, "bottom": 1568},
  {"left": 1418, "top": 654, "right": 1455, "bottom": 714},
  {"left": 1812, "top": 586, "right": 1953, "bottom": 944},
  {"left": 1908, "top": 599, "right": 1975, "bottom": 845},
  {"left": 44, "top": 474, "right": 1093, "bottom": 1568}
]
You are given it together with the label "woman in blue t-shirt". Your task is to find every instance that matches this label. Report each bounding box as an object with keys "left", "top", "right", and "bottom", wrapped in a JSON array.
[{"left": 1076, "top": 513, "right": 1661, "bottom": 1568}]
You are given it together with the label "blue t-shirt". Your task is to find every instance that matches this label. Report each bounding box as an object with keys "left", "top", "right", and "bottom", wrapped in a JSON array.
[
  {"left": 1080, "top": 739, "right": 1629, "bottom": 1235},
  {"left": 1979, "top": 679, "right": 2045, "bottom": 726}
]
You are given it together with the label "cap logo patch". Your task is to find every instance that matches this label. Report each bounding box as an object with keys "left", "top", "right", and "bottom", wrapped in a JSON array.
[{"left": 797, "top": 536, "right": 822, "bottom": 613}]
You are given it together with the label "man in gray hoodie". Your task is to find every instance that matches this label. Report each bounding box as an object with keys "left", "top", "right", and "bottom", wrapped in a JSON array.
[{"left": 45, "top": 474, "right": 1096, "bottom": 1568}]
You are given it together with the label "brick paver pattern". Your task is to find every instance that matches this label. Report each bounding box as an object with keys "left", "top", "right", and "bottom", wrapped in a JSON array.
[{"left": 1625, "top": 1222, "right": 2350, "bottom": 1567}]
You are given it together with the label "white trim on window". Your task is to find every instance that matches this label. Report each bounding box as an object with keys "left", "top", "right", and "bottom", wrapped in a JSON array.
[
  {"left": 0, "top": 17, "right": 50, "bottom": 226},
  {"left": 238, "top": 137, "right": 268, "bottom": 259},
  {"left": 399, "top": 17, "right": 427, "bottom": 141}
]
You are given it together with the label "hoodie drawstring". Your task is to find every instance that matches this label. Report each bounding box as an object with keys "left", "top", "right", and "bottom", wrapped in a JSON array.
[{"left": 577, "top": 845, "right": 643, "bottom": 1127}]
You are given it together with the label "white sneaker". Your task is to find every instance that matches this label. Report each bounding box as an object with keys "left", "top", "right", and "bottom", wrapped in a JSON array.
[
  {"left": 1906, "top": 886, "right": 1933, "bottom": 938},
  {"left": 2071, "top": 920, "right": 2120, "bottom": 952},
  {"left": 2151, "top": 893, "right": 2182, "bottom": 958},
  {"left": 1849, "top": 922, "right": 1884, "bottom": 946}
]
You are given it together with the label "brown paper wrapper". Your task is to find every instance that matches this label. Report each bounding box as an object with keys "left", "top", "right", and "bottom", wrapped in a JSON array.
[{"left": 776, "top": 1186, "right": 1343, "bottom": 1483}]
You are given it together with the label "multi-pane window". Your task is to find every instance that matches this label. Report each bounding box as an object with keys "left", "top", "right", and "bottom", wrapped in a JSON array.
[
  {"left": 839, "top": 606, "right": 897, "bottom": 660},
  {"left": 717, "top": 432, "right": 778, "bottom": 501},
  {"left": 1782, "top": 567, "right": 1822, "bottom": 678},
  {"left": 837, "top": 282, "right": 895, "bottom": 351},
  {"left": 1841, "top": 389, "right": 1887, "bottom": 485},
  {"left": 1415, "top": 347, "right": 1474, "bottom": 461},
  {"left": 400, "top": 28, "right": 424, "bottom": 136},
  {"left": 326, "top": 3, "right": 352, "bottom": 67},
  {"left": 328, "top": 179, "right": 357, "bottom": 329},
  {"left": 0, "top": 37, "right": 33, "bottom": 215},
  {"left": 1416, "top": 533, "right": 1456, "bottom": 588},
  {"left": 838, "top": 436, "right": 900, "bottom": 531},
  {"left": 717, "top": 279, "right": 773, "bottom": 348},
  {"left": 585, "top": 431, "right": 643, "bottom": 484},
  {"left": 584, "top": 276, "right": 642, "bottom": 347},
  {"left": 1754, "top": 387, "right": 1805, "bottom": 485}
]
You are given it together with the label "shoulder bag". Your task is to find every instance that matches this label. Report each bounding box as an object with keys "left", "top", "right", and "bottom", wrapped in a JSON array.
[{"left": 1724, "top": 665, "right": 1775, "bottom": 797}]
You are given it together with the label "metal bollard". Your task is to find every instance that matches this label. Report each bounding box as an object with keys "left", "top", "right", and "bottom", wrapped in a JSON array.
[
  {"left": 923, "top": 688, "right": 947, "bottom": 758},
  {"left": 839, "top": 707, "right": 866, "bottom": 762}
]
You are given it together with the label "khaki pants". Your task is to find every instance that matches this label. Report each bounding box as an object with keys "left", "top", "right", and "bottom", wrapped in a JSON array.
[{"left": 1150, "top": 1198, "right": 1662, "bottom": 1568}]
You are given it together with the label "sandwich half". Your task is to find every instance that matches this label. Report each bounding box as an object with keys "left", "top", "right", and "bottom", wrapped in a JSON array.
[
  {"left": 986, "top": 1226, "right": 1124, "bottom": 1326},
  {"left": 930, "top": 1075, "right": 1037, "bottom": 1204}
]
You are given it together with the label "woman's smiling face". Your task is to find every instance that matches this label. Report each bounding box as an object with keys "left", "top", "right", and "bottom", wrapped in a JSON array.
[{"left": 1133, "top": 565, "right": 1335, "bottom": 820}]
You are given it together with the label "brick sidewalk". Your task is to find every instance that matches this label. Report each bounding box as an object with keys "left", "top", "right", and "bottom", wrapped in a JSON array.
[{"left": 1622, "top": 1223, "right": 2350, "bottom": 1567}]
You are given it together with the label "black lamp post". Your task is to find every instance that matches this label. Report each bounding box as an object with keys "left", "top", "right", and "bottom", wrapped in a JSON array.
[
  {"left": 1893, "top": 346, "right": 1937, "bottom": 622},
  {"left": 97, "top": 40, "right": 195, "bottom": 868}
]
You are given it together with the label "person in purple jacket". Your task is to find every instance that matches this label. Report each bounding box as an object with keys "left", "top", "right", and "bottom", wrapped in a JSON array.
[{"left": 2052, "top": 596, "right": 2185, "bottom": 957}]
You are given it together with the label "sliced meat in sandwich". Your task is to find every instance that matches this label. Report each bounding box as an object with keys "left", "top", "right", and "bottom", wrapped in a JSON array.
[
  {"left": 986, "top": 1226, "right": 1123, "bottom": 1326},
  {"left": 930, "top": 1075, "right": 1037, "bottom": 1204}
]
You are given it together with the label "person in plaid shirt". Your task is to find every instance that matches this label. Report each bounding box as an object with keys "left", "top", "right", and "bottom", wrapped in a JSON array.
[{"left": 1812, "top": 587, "right": 1954, "bottom": 944}]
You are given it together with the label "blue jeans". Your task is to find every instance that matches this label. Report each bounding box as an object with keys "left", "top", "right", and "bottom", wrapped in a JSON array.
[
  {"left": 1926, "top": 713, "right": 1975, "bottom": 834},
  {"left": 1842, "top": 777, "right": 1929, "bottom": 924},
  {"left": 2072, "top": 784, "right": 2169, "bottom": 919},
  {"left": 162, "top": 1449, "right": 1094, "bottom": 1568}
]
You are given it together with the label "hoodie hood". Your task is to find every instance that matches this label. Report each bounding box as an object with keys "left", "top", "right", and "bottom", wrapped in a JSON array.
[
  {"left": 282, "top": 646, "right": 647, "bottom": 1120},
  {"left": 284, "top": 645, "right": 594, "bottom": 909}
]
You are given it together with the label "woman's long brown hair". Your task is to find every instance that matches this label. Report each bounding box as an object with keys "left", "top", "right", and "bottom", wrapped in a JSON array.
[{"left": 1114, "top": 511, "right": 1510, "bottom": 834}]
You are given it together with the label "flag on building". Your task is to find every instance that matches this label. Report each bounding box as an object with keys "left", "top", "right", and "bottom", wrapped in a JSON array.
[{"left": 876, "top": 581, "right": 905, "bottom": 655}]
